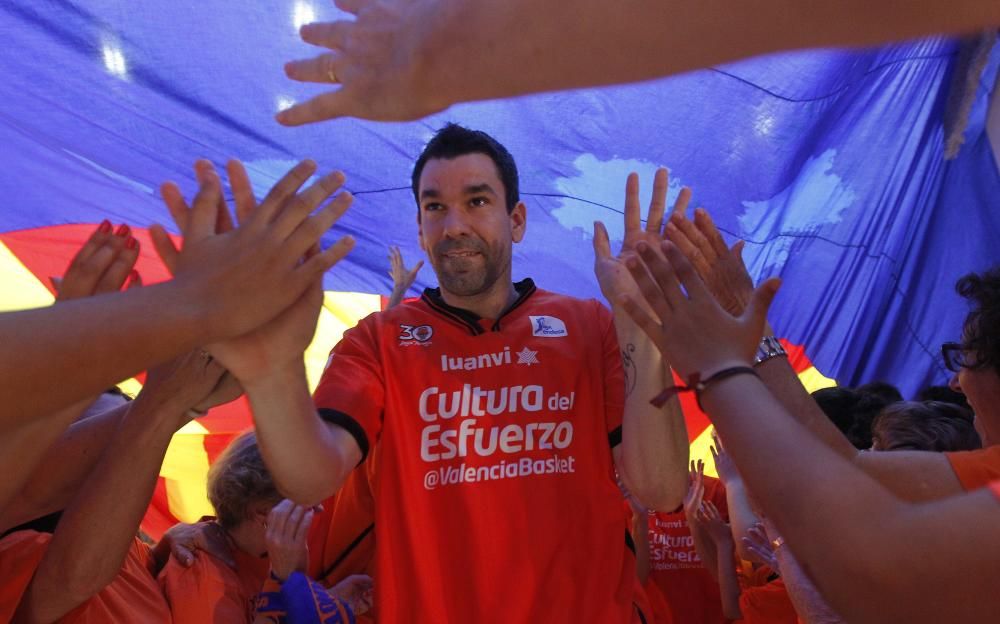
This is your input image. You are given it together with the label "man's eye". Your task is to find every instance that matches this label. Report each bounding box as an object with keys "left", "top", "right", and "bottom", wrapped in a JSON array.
[
  {"left": 470, "top": 197, "right": 488, "bottom": 207},
  {"left": 423, "top": 203, "right": 443, "bottom": 211}
]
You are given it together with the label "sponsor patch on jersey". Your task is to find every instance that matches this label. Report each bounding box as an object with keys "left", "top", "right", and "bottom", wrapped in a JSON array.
[
  {"left": 529, "top": 315, "right": 567, "bottom": 337},
  {"left": 399, "top": 324, "right": 434, "bottom": 346}
]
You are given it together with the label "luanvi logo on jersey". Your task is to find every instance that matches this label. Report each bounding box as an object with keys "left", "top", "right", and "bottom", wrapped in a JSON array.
[
  {"left": 440, "top": 347, "right": 541, "bottom": 371},
  {"left": 399, "top": 324, "right": 434, "bottom": 347},
  {"left": 529, "top": 315, "right": 567, "bottom": 337}
]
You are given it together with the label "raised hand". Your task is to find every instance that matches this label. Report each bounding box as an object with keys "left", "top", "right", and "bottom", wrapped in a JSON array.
[
  {"left": 697, "top": 500, "right": 733, "bottom": 544},
  {"left": 140, "top": 349, "right": 229, "bottom": 424},
  {"left": 741, "top": 522, "right": 780, "bottom": 572},
  {"left": 710, "top": 429, "right": 741, "bottom": 487},
  {"left": 594, "top": 168, "right": 691, "bottom": 306},
  {"left": 162, "top": 520, "right": 236, "bottom": 569},
  {"left": 388, "top": 245, "right": 423, "bottom": 304},
  {"left": 328, "top": 574, "right": 375, "bottom": 616},
  {"left": 683, "top": 459, "right": 706, "bottom": 521},
  {"left": 665, "top": 207, "right": 753, "bottom": 317},
  {"left": 278, "top": 0, "right": 446, "bottom": 124},
  {"left": 150, "top": 159, "right": 355, "bottom": 383},
  {"left": 265, "top": 499, "right": 315, "bottom": 581},
  {"left": 620, "top": 240, "right": 780, "bottom": 380},
  {"left": 54, "top": 221, "right": 141, "bottom": 301}
]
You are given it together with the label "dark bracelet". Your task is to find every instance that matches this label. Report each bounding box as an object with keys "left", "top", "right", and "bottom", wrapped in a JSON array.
[{"left": 650, "top": 366, "right": 759, "bottom": 410}]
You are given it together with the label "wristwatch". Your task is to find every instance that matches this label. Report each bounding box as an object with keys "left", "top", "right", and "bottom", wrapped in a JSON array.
[{"left": 753, "top": 336, "right": 787, "bottom": 366}]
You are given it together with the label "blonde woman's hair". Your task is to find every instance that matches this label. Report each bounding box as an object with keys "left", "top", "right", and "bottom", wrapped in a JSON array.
[{"left": 207, "top": 431, "right": 283, "bottom": 530}]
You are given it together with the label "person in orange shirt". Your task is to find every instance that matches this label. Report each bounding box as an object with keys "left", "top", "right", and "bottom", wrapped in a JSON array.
[
  {"left": 617, "top": 234, "right": 1000, "bottom": 622},
  {"left": 307, "top": 445, "right": 378, "bottom": 588},
  {"left": 0, "top": 345, "right": 233, "bottom": 623},
  {"left": 158, "top": 431, "right": 373, "bottom": 624},
  {"left": 640, "top": 460, "right": 728, "bottom": 624},
  {"left": 664, "top": 206, "right": 1000, "bottom": 503}
]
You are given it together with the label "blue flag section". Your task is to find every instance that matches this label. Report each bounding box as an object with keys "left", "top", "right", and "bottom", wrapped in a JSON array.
[{"left": 1, "top": 1, "right": 998, "bottom": 396}]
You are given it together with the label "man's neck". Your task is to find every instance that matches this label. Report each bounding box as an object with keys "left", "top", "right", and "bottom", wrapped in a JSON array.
[{"left": 439, "top": 278, "right": 519, "bottom": 321}]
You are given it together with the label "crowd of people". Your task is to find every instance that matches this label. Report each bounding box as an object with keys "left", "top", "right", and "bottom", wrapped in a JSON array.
[{"left": 3, "top": 2, "right": 1000, "bottom": 622}]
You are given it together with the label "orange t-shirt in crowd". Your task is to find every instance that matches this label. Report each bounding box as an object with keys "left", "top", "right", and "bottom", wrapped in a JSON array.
[
  {"left": 645, "top": 475, "right": 728, "bottom": 624},
  {"left": 737, "top": 577, "right": 798, "bottom": 624},
  {"left": 158, "top": 538, "right": 270, "bottom": 623},
  {"left": 641, "top": 579, "right": 675, "bottom": 624},
  {"left": 308, "top": 444, "right": 378, "bottom": 585},
  {"left": 313, "top": 281, "right": 637, "bottom": 623},
  {"left": 946, "top": 445, "right": 1000, "bottom": 491},
  {"left": 0, "top": 531, "right": 170, "bottom": 623},
  {"left": 307, "top": 445, "right": 378, "bottom": 624}
]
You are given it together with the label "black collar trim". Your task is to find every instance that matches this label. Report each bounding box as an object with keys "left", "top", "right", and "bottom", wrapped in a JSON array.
[{"left": 421, "top": 278, "right": 537, "bottom": 335}]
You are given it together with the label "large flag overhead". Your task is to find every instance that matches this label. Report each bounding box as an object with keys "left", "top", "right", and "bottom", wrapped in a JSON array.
[{"left": 1, "top": 3, "right": 999, "bottom": 532}]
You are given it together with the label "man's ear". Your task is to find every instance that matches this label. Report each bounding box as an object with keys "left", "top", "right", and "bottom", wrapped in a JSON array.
[
  {"left": 417, "top": 209, "right": 427, "bottom": 252},
  {"left": 510, "top": 201, "right": 527, "bottom": 243}
]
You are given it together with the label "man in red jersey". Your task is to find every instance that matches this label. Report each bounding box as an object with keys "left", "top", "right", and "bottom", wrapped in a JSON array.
[{"left": 225, "top": 124, "right": 690, "bottom": 623}]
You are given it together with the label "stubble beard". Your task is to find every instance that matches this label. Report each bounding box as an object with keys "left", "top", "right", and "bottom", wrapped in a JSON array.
[{"left": 433, "top": 238, "right": 510, "bottom": 297}]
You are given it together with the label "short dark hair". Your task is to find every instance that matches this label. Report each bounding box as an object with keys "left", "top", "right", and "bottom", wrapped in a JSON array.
[
  {"left": 956, "top": 267, "right": 1000, "bottom": 371},
  {"left": 812, "top": 386, "right": 892, "bottom": 450},
  {"left": 917, "top": 385, "right": 970, "bottom": 410},
  {"left": 856, "top": 381, "right": 903, "bottom": 404},
  {"left": 411, "top": 123, "right": 520, "bottom": 216},
  {"left": 871, "top": 401, "right": 981, "bottom": 452}
]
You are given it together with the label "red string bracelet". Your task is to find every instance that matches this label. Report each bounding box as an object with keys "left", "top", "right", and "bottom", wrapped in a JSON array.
[{"left": 650, "top": 366, "right": 759, "bottom": 410}]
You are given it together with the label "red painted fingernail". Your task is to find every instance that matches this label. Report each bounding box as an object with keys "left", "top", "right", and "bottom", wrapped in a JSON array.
[
  {"left": 125, "top": 236, "right": 138, "bottom": 249},
  {"left": 98, "top": 219, "right": 112, "bottom": 233},
  {"left": 115, "top": 224, "right": 130, "bottom": 237}
]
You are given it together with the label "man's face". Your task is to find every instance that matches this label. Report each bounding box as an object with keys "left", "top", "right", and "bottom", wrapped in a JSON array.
[{"left": 417, "top": 153, "right": 525, "bottom": 297}]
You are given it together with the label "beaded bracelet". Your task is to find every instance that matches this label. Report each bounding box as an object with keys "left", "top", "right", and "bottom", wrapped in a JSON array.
[{"left": 650, "top": 366, "right": 760, "bottom": 410}]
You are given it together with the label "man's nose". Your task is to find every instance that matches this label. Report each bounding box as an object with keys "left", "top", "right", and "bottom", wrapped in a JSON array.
[
  {"left": 441, "top": 207, "right": 473, "bottom": 238},
  {"left": 948, "top": 372, "right": 963, "bottom": 394}
]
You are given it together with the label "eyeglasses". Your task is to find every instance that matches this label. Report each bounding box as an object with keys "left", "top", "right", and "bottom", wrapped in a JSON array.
[{"left": 942, "top": 342, "right": 978, "bottom": 373}]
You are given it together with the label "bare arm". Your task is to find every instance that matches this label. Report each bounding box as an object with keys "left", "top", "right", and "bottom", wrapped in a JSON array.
[
  {"left": 670, "top": 208, "right": 967, "bottom": 502},
  {"left": 612, "top": 310, "right": 688, "bottom": 510},
  {"left": 0, "top": 401, "right": 129, "bottom": 533},
  {"left": 1, "top": 159, "right": 351, "bottom": 433},
  {"left": 715, "top": 534, "right": 743, "bottom": 621},
  {"left": 622, "top": 239, "right": 1000, "bottom": 624},
  {"left": 280, "top": 0, "right": 1000, "bottom": 123},
  {"left": 244, "top": 365, "right": 361, "bottom": 505},
  {"left": 14, "top": 352, "right": 225, "bottom": 623},
  {"left": 0, "top": 282, "right": 207, "bottom": 428},
  {"left": 598, "top": 170, "right": 692, "bottom": 511}
]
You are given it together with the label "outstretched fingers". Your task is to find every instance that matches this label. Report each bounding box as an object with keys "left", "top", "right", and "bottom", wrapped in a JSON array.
[
  {"left": 282, "top": 188, "right": 354, "bottom": 267},
  {"left": 277, "top": 89, "right": 355, "bottom": 127},
  {"left": 251, "top": 160, "right": 318, "bottom": 227},
  {"left": 187, "top": 161, "right": 225, "bottom": 243},
  {"left": 661, "top": 241, "right": 713, "bottom": 304},
  {"left": 273, "top": 170, "right": 347, "bottom": 241},
  {"left": 625, "top": 245, "right": 674, "bottom": 320},
  {"left": 296, "top": 235, "right": 357, "bottom": 287},
  {"left": 634, "top": 241, "right": 686, "bottom": 310},
  {"left": 592, "top": 221, "right": 613, "bottom": 260},
  {"left": 624, "top": 173, "right": 641, "bottom": 234},
  {"left": 645, "top": 167, "right": 669, "bottom": 235},
  {"left": 149, "top": 224, "right": 180, "bottom": 274},
  {"left": 693, "top": 207, "right": 730, "bottom": 258}
]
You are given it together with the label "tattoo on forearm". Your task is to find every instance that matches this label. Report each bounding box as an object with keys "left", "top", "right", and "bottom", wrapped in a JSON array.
[{"left": 622, "top": 344, "right": 637, "bottom": 397}]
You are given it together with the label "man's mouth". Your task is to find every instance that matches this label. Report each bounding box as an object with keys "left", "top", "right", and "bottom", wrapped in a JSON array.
[{"left": 442, "top": 250, "right": 480, "bottom": 258}]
